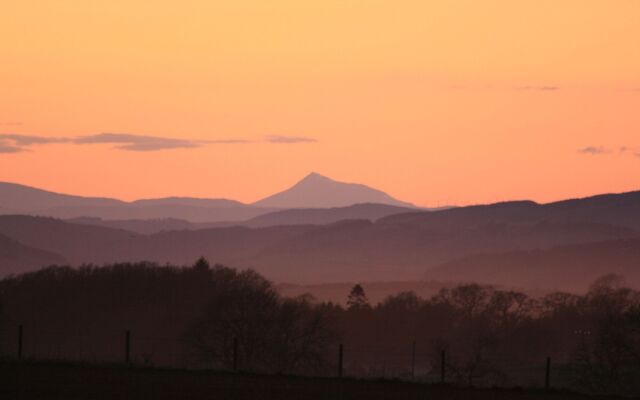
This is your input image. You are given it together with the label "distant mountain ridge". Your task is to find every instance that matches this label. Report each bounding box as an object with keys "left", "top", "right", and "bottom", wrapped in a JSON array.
[
  {"left": 67, "top": 203, "right": 418, "bottom": 234},
  {"left": 0, "top": 182, "right": 122, "bottom": 210},
  {"left": 2, "top": 183, "right": 640, "bottom": 291},
  {"left": 244, "top": 203, "right": 417, "bottom": 228},
  {"left": 379, "top": 190, "right": 640, "bottom": 230},
  {"left": 253, "top": 173, "right": 415, "bottom": 208},
  {"left": 0, "top": 173, "right": 416, "bottom": 222},
  {"left": 2, "top": 185, "right": 640, "bottom": 290},
  {"left": 131, "top": 197, "right": 245, "bottom": 208},
  {"left": 0, "top": 182, "right": 259, "bottom": 223}
]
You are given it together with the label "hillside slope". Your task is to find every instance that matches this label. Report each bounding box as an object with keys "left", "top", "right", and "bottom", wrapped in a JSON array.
[
  {"left": 426, "top": 239, "right": 640, "bottom": 291},
  {"left": 0, "top": 233, "right": 66, "bottom": 275}
]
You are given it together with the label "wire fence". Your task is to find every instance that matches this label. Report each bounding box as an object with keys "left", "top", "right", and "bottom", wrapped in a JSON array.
[
  {"left": 337, "top": 342, "right": 567, "bottom": 388},
  {"left": 0, "top": 323, "right": 585, "bottom": 393}
]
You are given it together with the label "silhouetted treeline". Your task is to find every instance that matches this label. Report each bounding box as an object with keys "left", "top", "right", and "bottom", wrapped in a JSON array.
[
  {"left": 0, "top": 260, "right": 337, "bottom": 374},
  {"left": 1, "top": 262, "right": 639, "bottom": 394},
  {"left": 336, "top": 275, "right": 640, "bottom": 394}
]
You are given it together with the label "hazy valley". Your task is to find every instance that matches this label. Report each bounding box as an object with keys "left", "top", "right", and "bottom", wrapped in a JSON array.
[{"left": 1, "top": 173, "right": 639, "bottom": 292}]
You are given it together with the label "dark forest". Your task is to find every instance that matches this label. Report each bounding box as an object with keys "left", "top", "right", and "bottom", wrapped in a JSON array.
[{"left": 1, "top": 260, "right": 639, "bottom": 395}]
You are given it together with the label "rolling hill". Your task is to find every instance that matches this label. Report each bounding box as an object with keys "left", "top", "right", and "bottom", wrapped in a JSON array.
[
  {"left": 65, "top": 203, "right": 418, "bottom": 234},
  {"left": 379, "top": 190, "right": 640, "bottom": 231},
  {"left": 1, "top": 212, "right": 637, "bottom": 289},
  {"left": 0, "top": 233, "right": 66, "bottom": 275},
  {"left": 0, "top": 181, "right": 122, "bottom": 210},
  {"left": 0, "top": 182, "right": 271, "bottom": 222},
  {"left": 1, "top": 188, "right": 639, "bottom": 290},
  {"left": 0, "top": 215, "right": 139, "bottom": 264},
  {"left": 243, "top": 203, "right": 417, "bottom": 227},
  {"left": 426, "top": 239, "right": 640, "bottom": 291}
]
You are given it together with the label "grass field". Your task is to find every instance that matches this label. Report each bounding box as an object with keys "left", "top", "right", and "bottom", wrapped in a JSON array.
[{"left": 0, "top": 360, "right": 616, "bottom": 400}]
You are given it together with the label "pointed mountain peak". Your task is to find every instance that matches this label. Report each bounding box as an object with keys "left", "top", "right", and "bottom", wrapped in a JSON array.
[
  {"left": 253, "top": 173, "right": 415, "bottom": 209},
  {"left": 298, "top": 172, "right": 333, "bottom": 184}
]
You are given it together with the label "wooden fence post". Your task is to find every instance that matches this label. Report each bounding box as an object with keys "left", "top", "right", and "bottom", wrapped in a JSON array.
[
  {"left": 545, "top": 356, "right": 551, "bottom": 390},
  {"left": 18, "top": 325, "right": 23, "bottom": 360},
  {"left": 338, "top": 344, "right": 344, "bottom": 378},
  {"left": 411, "top": 340, "right": 416, "bottom": 378},
  {"left": 125, "top": 330, "right": 131, "bottom": 364},
  {"left": 440, "top": 349, "right": 446, "bottom": 384},
  {"left": 233, "top": 337, "right": 239, "bottom": 372}
]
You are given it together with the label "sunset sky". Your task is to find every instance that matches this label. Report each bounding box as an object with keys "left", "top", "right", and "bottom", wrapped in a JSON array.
[{"left": 1, "top": 0, "right": 639, "bottom": 206}]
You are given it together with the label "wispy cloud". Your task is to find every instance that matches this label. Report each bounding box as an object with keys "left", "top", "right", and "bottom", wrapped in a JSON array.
[
  {"left": 578, "top": 146, "right": 609, "bottom": 155},
  {"left": 0, "top": 132, "right": 251, "bottom": 153},
  {"left": 74, "top": 133, "right": 203, "bottom": 151},
  {"left": 0, "top": 133, "right": 69, "bottom": 154},
  {"left": 207, "top": 139, "right": 251, "bottom": 144},
  {"left": 0, "top": 140, "right": 25, "bottom": 153},
  {"left": 0, "top": 132, "right": 314, "bottom": 154},
  {"left": 265, "top": 135, "right": 318, "bottom": 144},
  {"left": 0, "top": 134, "right": 68, "bottom": 146},
  {"left": 579, "top": 145, "right": 640, "bottom": 160},
  {"left": 515, "top": 85, "right": 560, "bottom": 91}
]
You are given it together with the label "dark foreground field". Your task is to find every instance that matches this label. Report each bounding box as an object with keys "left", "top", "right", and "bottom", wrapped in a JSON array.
[{"left": 0, "top": 361, "right": 616, "bottom": 400}]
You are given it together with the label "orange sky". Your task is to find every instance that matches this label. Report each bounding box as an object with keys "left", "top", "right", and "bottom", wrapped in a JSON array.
[{"left": 1, "top": 0, "right": 639, "bottom": 206}]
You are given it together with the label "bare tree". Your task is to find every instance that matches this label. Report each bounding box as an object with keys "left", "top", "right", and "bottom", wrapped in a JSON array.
[{"left": 183, "top": 269, "right": 337, "bottom": 374}]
